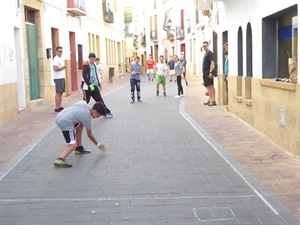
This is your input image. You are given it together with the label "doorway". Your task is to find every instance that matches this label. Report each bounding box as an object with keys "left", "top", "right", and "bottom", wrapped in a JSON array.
[
  {"left": 154, "top": 44, "right": 158, "bottom": 62},
  {"left": 51, "top": 28, "right": 59, "bottom": 60},
  {"left": 14, "top": 27, "right": 25, "bottom": 109},
  {"left": 180, "top": 43, "right": 185, "bottom": 56},
  {"left": 26, "top": 22, "right": 40, "bottom": 100},
  {"left": 69, "top": 32, "right": 77, "bottom": 91}
]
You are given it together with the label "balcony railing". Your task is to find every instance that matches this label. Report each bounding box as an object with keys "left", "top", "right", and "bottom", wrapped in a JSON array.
[
  {"left": 103, "top": 10, "right": 114, "bottom": 23},
  {"left": 150, "top": 30, "right": 157, "bottom": 41},
  {"left": 67, "top": 0, "right": 86, "bottom": 16},
  {"left": 140, "top": 34, "right": 146, "bottom": 47},
  {"left": 176, "top": 27, "right": 185, "bottom": 40}
]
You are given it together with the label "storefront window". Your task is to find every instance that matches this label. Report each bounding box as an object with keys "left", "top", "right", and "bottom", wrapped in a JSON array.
[
  {"left": 277, "top": 15, "right": 298, "bottom": 77},
  {"left": 262, "top": 5, "right": 297, "bottom": 78}
]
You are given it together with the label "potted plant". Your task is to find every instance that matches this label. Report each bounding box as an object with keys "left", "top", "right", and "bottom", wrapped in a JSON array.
[{"left": 103, "top": 11, "right": 109, "bottom": 22}]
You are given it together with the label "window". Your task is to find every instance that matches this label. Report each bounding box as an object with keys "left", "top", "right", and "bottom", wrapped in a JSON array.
[
  {"left": 77, "top": 44, "right": 83, "bottom": 70},
  {"left": 262, "top": 4, "right": 298, "bottom": 78},
  {"left": 246, "top": 23, "right": 253, "bottom": 77},
  {"left": 237, "top": 27, "right": 243, "bottom": 76},
  {"left": 25, "top": 8, "right": 34, "bottom": 23}
]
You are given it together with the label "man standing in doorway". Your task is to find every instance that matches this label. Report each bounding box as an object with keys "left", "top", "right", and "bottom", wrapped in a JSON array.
[
  {"left": 53, "top": 46, "right": 66, "bottom": 112},
  {"left": 223, "top": 43, "right": 229, "bottom": 105},
  {"left": 202, "top": 41, "right": 216, "bottom": 106},
  {"left": 154, "top": 55, "right": 168, "bottom": 97},
  {"left": 146, "top": 54, "right": 155, "bottom": 81}
]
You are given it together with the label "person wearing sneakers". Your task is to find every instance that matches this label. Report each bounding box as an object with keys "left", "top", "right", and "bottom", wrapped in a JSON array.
[
  {"left": 180, "top": 53, "right": 188, "bottom": 86},
  {"left": 54, "top": 101, "right": 106, "bottom": 167},
  {"left": 129, "top": 56, "right": 143, "bottom": 103},
  {"left": 202, "top": 41, "right": 216, "bottom": 106},
  {"left": 167, "top": 55, "right": 175, "bottom": 82},
  {"left": 53, "top": 46, "right": 66, "bottom": 112},
  {"left": 173, "top": 55, "right": 184, "bottom": 98},
  {"left": 82, "top": 53, "right": 113, "bottom": 117},
  {"left": 154, "top": 55, "right": 168, "bottom": 97},
  {"left": 146, "top": 54, "right": 155, "bottom": 81}
]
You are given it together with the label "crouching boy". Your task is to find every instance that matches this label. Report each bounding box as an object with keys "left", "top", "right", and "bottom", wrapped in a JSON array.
[{"left": 54, "top": 101, "right": 106, "bottom": 167}]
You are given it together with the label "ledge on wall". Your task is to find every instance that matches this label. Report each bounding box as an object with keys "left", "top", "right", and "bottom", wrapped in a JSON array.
[
  {"left": 236, "top": 96, "right": 242, "bottom": 103},
  {"left": 244, "top": 98, "right": 252, "bottom": 107},
  {"left": 260, "top": 79, "right": 296, "bottom": 91}
]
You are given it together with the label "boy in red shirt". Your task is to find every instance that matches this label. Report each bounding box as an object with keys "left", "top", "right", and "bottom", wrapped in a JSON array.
[{"left": 146, "top": 54, "right": 155, "bottom": 81}]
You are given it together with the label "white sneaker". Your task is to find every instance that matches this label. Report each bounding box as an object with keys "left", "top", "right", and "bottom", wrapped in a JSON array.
[
  {"left": 180, "top": 94, "right": 184, "bottom": 97},
  {"left": 174, "top": 95, "right": 181, "bottom": 99},
  {"left": 106, "top": 112, "right": 113, "bottom": 118}
]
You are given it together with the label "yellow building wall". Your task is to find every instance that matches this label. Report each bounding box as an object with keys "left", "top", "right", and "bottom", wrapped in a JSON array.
[
  {"left": 0, "top": 83, "right": 19, "bottom": 126},
  {"left": 226, "top": 76, "right": 300, "bottom": 157}
]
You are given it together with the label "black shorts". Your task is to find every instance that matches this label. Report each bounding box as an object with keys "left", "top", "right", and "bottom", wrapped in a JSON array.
[
  {"left": 61, "top": 123, "right": 80, "bottom": 144},
  {"left": 62, "top": 130, "right": 76, "bottom": 145},
  {"left": 54, "top": 78, "right": 66, "bottom": 93},
  {"left": 203, "top": 73, "right": 214, "bottom": 87}
]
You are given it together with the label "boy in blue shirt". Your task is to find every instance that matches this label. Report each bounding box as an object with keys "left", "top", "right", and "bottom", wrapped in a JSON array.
[{"left": 129, "top": 56, "right": 143, "bottom": 103}]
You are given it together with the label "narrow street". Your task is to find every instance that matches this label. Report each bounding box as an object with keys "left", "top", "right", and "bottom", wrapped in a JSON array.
[{"left": 0, "top": 75, "right": 298, "bottom": 225}]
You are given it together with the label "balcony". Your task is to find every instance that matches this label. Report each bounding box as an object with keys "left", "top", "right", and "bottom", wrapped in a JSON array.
[
  {"left": 103, "top": 10, "right": 114, "bottom": 23},
  {"left": 176, "top": 27, "right": 185, "bottom": 40},
  {"left": 150, "top": 30, "right": 158, "bottom": 41},
  {"left": 67, "top": 0, "right": 86, "bottom": 16},
  {"left": 133, "top": 34, "right": 138, "bottom": 47},
  {"left": 140, "top": 34, "right": 146, "bottom": 47}
]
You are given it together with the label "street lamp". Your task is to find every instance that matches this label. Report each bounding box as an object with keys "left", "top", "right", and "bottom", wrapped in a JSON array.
[{"left": 165, "top": 18, "right": 175, "bottom": 56}]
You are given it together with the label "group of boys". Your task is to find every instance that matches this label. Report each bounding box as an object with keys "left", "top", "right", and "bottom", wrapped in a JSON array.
[
  {"left": 52, "top": 41, "right": 219, "bottom": 167},
  {"left": 129, "top": 53, "right": 189, "bottom": 102}
]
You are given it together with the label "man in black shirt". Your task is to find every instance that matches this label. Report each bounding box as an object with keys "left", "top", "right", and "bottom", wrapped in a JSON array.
[{"left": 202, "top": 41, "right": 216, "bottom": 106}]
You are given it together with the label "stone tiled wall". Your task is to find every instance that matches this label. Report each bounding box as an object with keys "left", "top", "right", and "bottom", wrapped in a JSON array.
[
  {"left": 227, "top": 76, "right": 300, "bottom": 157},
  {"left": 0, "top": 83, "right": 19, "bottom": 126}
]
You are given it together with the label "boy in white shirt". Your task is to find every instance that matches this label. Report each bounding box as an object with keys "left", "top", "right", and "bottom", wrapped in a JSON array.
[
  {"left": 95, "top": 58, "right": 103, "bottom": 91},
  {"left": 53, "top": 46, "right": 66, "bottom": 112}
]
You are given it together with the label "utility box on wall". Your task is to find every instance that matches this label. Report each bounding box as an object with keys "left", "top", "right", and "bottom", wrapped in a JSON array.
[
  {"left": 279, "top": 108, "right": 287, "bottom": 128},
  {"left": 46, "top": 48, "right": 52, "bottom": 59}
]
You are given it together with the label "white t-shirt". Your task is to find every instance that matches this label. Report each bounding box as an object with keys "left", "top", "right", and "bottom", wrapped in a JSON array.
[
  {"left": 53, "top": 55, "right": 65, "bottom": 79},
  {"left": 96, "top": 63, "right": 103, "bottom": 79},
  {"left": 155, "top": 62, "right": 168, "bottom": 76}
]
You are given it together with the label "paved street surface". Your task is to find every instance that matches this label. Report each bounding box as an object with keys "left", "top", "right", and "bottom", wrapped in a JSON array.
[{"left": 0, "top": 75, "right": 299, "bottom": 225}]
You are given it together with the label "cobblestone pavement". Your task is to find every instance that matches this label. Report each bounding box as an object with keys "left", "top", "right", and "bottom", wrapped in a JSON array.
[
  {"left": 0, "top": 75, "right": 299, "bottom": 225},
  {"left": 184, "top": 76, "right": 300, "bottom": 221}
]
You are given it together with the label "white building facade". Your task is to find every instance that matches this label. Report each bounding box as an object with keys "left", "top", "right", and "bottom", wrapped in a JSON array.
[
  {"left": 0, "top": 0, "right": 25, "bottom": 124},
  {"left": 0, "top": 0, "right": 125, "bottom": 125},
  {"left": 198, "top": 0, "right": 299, "bottom": 156}
]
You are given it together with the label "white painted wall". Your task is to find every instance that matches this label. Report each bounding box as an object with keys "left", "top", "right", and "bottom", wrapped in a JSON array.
[
  {"left": 43, "top": 0, "right": 125, "bottom": 80},
  {"left": 218, "top": 0, "right": 299, "bottom": 81},
  {"left": 0, "top": 0, "right": 22, "bottom": 85}
]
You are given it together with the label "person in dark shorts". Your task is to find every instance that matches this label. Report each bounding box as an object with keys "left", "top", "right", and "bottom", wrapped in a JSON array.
[
  {"left": 202, "top": 41, "right": 216, "bottom": 106},
  {"left": 53, "top": 46, "right": 66, "bottom": 112},
  {"left": 54, "top": 101, "right": 106, "bottom": 167},
  {"left": 82, "top": 53, "right": 113, "bottom": 117}
]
